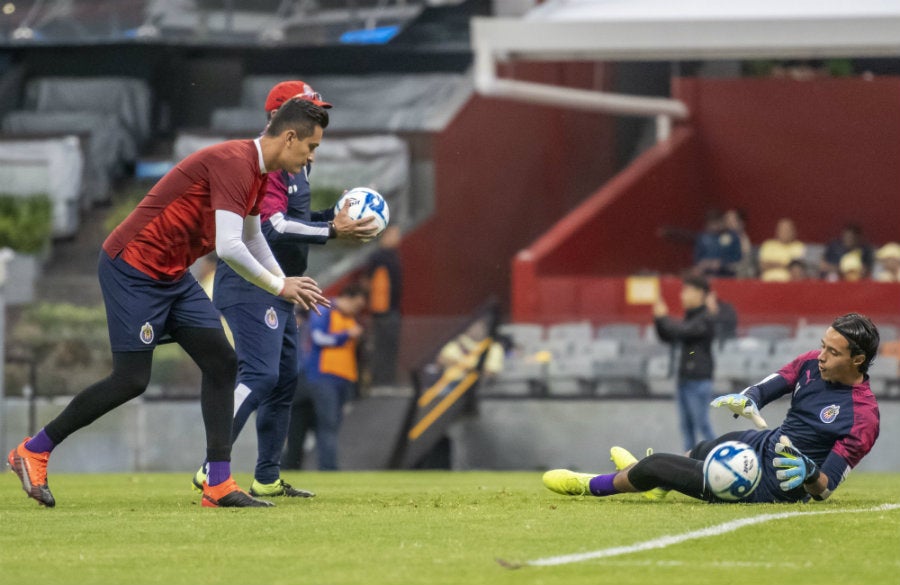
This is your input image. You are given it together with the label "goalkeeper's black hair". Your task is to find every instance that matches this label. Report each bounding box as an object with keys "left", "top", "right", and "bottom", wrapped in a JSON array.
[{"left": 831, "top": 313, "right": 879, "bottom": 374}]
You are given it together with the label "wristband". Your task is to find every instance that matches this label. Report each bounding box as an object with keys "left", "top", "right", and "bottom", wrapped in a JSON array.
[
  {"left": 803, "top": 468, "right": 821, "bottom": 486},
  {"left": 328, "top": 221, "right": 336, "bottom": 239}
]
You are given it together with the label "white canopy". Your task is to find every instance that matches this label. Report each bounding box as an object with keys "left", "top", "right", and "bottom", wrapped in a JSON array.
[
  {"left": 471, "top": 0, "right": 900, "bottom": 136},
  {"left": 473, "top": 0, "right": 900, "bottom": 62}
]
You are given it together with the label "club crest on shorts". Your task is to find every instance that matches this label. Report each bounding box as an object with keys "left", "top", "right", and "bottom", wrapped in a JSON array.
[
  {"left": 265, "top": 307, "right": 279, "bottom": 329},
  {"left": 140, "top": 322, "right": 154, "bottom": 345},
  {"left": 819, "top": 404, "right": 840, "bottom": 423}
]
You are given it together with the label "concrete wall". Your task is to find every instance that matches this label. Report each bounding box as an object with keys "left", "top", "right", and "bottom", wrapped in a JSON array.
[
  {"left": 4, "top": 396, "right": 897, "bottom": 474},
  {"left": 1, "top": 398, "right": 261, "bottom": 473},
  {"left": 448, "top": 398, "right": 900, "bottom": 473}
]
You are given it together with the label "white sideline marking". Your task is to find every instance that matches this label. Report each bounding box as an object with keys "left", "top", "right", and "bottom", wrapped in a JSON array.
[{"left": 500, "top": 504, "right": 900, "bottom": 569}]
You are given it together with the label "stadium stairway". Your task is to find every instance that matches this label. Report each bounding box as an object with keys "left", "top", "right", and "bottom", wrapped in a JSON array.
[
  {"left": 335, "top": 388, "right": 416, "bottom": 470},
  {"left": 33, "top": 204, "right": 108, "bottom": 306}
]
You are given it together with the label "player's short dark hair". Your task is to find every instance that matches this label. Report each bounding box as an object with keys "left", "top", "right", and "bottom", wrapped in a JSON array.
[
  {"left": 682, "top": 275, "right": 710, "bottom": 294},
  {"left": 265, "top": 97, "right": 329, "bottom": 139},
  {"left": 831, "top": 313, "right": 879, "bottom": 374}
]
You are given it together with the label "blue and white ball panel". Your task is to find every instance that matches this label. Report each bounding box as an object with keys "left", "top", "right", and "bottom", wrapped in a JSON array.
[
  {"left": 334, "top": 187, "right": 390, "bottom": 237},
  {"left": 703, "top": 440, "right": 762, "bottom": 501}
]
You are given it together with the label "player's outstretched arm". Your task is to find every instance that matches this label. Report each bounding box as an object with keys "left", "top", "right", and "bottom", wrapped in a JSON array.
[{"left": 710, "top": 393, "right": 768, "bottom": 429}]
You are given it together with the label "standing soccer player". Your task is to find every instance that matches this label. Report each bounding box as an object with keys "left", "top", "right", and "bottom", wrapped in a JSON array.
[
  {"left": 543, "top": 313, "right": 880, "bottom": 504},
  {"left": 7, "top": 98, "right": 331, "bottom": 508},
  {"left": 190, "top": 81, "right": 377, "bottom": 498}
]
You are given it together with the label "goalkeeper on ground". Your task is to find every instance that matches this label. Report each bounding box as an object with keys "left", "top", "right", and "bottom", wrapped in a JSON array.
[{"left": 543, "top": 313, "right": 880, "bottom": 503}]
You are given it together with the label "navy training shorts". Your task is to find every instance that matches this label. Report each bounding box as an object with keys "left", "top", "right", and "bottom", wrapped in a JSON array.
[{"left": 98, "top": 252, "right": 223, "bottom": 352}]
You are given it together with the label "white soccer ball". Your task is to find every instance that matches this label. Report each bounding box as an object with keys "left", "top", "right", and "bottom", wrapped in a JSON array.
[
  {"left": 334, "top": 187, "right": 390, "bottom": 239},
  {"left": 702, "top": 440, "right": 761, "bottom": 501}
]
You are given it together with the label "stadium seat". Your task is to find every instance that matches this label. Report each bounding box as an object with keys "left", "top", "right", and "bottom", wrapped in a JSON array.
[
  {"left": 546, "top": 321, "right": 593, "bottom": 344},
  {"left": 794, "top": 323, "right": 831, "bottom": 342},
  {"left": 719, "top": 336, "right": 772, "bottom": 356},
  {"left": 645, "top": 353, "right": 673, "bottom": 396},
  {"left": 594, "top": 355, "right": 647, "bottom": 396},
  {"left": 488, "top": 359, "right": 547, "bottom": 397},
  {"left": 877, "top": 324, "right": 899, "bottom": 342},
  {"left": 744, "top": 355, "right": 784, "bottom": 383},
  {"left": 595, "top": 322, "right": 642, "bottom": 342},
  {"left": 579, "top": 338, "right": 620, "bottom": 361},
  {"left": 714, "top": 353, "right": 750, "bottom": 393},
  {"left": 772, "top": 338, "right": 817, "bottom": 360},
  {"left": 619, "top": 339, "right": 669, "bottom": 359},
  {"left": 867, "top": 356, "right": 899, "bottom": 391},
  {"left": 744, "top": 323, "right": 793, "bottom": 342},
  {"left": 497, "top": 323, "right": 545, "bottom": 349},
  {"left": 547, "top": 357, "right": 596, "bottom": 396},
  {"left": 803, "top": 243, "right": 825, "bottom": 272}
]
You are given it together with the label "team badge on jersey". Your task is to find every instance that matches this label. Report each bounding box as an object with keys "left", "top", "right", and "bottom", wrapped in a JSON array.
[
  {"left": 820, "top": 404, "right": 840, "bottom": 423},
  {"left": 265, "top": 307, "right": 279, "bottom": 330},
  {"left": 140, "top": 322, "right": 155, "bottom": 345}
]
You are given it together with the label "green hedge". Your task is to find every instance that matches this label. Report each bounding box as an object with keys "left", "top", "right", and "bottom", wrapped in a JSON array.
[{"left": 0, "top": 194, "right": 52, "bottom": 253}]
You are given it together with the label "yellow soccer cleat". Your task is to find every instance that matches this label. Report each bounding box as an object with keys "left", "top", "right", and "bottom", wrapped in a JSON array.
[
  {"left": 610, "top": 446, "right": 639, "bottom": 471},
  {"left": 542, "top": 469, "right": 595, "bottom": 496},
  {"left": 610, "top": 446, "right": 670, "bottom": 501}
]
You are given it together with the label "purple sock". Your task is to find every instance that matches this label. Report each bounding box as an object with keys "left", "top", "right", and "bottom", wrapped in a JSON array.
[
  {"left": 207, "top": 461, "right": 231, "bottom": 487},
  {"left": 25, "top": 429, "right": 56, "bottom": 454},
  {"left": 588, "top": 473, "right": 620, "bottom": 497}
]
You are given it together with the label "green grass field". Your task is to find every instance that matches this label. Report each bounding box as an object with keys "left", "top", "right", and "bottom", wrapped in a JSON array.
[{"left": 2, "top": 470, "right": 898, "bottom": 585}]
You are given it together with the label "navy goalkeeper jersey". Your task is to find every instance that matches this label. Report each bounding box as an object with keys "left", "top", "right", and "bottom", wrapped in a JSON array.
[{"left": 739, "top": 350, "right": 880, "bottom": 503}]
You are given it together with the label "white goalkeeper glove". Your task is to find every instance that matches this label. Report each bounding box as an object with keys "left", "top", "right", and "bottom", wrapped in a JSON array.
[{"left": 710, "top": 393, "right": 768, "bottom": 429}]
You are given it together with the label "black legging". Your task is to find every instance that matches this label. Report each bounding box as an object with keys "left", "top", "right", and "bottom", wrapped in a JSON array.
[
  {"left": 627, "top": 431, "right": 748, "bottom": 501},
  {"left": 45, "top": 327, "right": 237, "bottom": 462}
]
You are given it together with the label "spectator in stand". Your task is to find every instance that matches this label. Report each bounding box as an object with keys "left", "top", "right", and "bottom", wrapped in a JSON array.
[
  {"left": 758, "top": 218, "right": 806, "bottom": 282},
  {"left": 873, "top": 242, "right": 900, "bottom": 282},
  {"left": 820, "top": 224, "right": 873, "bottom": 281},
  {"left": 693, "top": 209, "right": 743, "bottom": 278},
  {"left": 839, "top": 254, "right": 865, "bottom": 282},
  {"left": 788, "top": 259, "right": 810, "bottom": 281},
  {"left": 723, "top": 208, "right": 755, "bottom": 278},
  {"left": 437, "top": 318, "right": 505, "bottom": 384}
]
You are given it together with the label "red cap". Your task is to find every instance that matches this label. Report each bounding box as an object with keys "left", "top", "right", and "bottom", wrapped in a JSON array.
[{"left": 264, "top": 80, "right": 332, "bottom": 112}]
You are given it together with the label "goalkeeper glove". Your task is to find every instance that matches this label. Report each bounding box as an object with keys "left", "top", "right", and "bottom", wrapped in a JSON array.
[
  {"left": 773, "top": 436, "right": 821, "bottom": 491},
  {"left": 710, "top": 393, "right": 768, "bottom": 429}
]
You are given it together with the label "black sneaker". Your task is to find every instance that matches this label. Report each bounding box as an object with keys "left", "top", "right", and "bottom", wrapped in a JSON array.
[{"left": 250, "top": 478, "right": 316, "bottom": 498}]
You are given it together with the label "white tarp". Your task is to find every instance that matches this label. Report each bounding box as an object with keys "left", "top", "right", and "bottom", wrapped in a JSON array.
[
  {"left": 0, "top": 136, "right": 84, "bottom": 237},
  {"left": 2, "top": 110, "right": 131, "bottom": 203},
  {"left": 24, "top": 77, "right": 153, "bottom": 145},
  {"left": 208, "top": 73, "right": 472, "bottom": 134}
]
